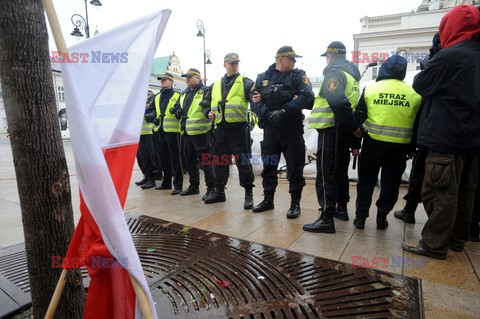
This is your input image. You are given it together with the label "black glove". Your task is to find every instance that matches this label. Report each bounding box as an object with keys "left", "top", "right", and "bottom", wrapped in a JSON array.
[
  {"left": 175, "top": 109, "right": 183, "bottom": 120},
  {"left": 145, "top": 113, "right": 155, "bottom": 123},
  {"left": 267, "top": 109, "right": 285, "bottom": 126},
  {"left": 153, "top": 117, "right": 160, "bottom": 126}
]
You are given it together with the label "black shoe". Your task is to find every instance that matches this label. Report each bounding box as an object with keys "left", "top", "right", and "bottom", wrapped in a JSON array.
[
  {"left": 393, "top": 201, "right": 417, "bottom": 224},
  {"left": 334, "top": 202, "right": 349, "bottom": 221},
  {"left": 140, "top": 178, "right": 156, "bottom": 189},
  {"left": 402, "top": 242, "right": 447, "bottom": 260},
  {"left": 155, "top": 183, "right": 172, "bottom": 190},
  {"left": 171, "top": 188, "right": 182, "bottom": 195},
  {"left": 204, "top": 191, "right": 226, "bottom": 204},
  {"left": 180, "top": 185, "right": 200, "bottom": 196},
  {"left": 469, "top": 236, "right": 480, "bottom": 242},
  {"left": 202, "top": 188, "right": 214, "bottom": 201},
  {"left": 449, "top": 244, "right": 464, "bottom": 252},
  {"left": 287, "top": 203, "right": 301, "bottom": 219},
  {"left": 135, "top": 176, "right": 147, "bottom": 186},
  {"left": 252, "top": 192, "right": 274, "bottom": 213},
  {"left": 252, "top": 200, "right": 274, "bottom": 213},
  {"left": 354, "top": 218, "right": 365, "bottom": 229},
  {"left": 376, "top": 210, "right": 389, "bottom": 230},
  {"left": 303, "top": 217, "right": 335, "bottom": 233},
  {"left": 244, "top": 188, "right": 253, "bottom": 210}
]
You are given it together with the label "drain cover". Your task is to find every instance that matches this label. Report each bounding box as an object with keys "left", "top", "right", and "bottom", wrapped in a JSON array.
[
  {"left": 0, "top": 213, "right": 423, "bottom": 318},
  {"left": 127, "top": 213, "right": 423, "bottom": 319}
]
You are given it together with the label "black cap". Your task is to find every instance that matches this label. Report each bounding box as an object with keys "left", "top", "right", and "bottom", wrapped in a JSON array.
[
  {"left": 181, "top": 68, "right": 201, "bottom": 77},
  {"left": 321, "top": 41, "right": 347, "bottom": 56},
  {"left": 275, "top": 46, "right": 302, "bottom": 60},
  {"left": 157, "top": 72, "right": 174, "bottom": 81}
]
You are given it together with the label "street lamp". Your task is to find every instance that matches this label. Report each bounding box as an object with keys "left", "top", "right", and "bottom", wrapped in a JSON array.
[
  {"left": 196, "top": 19, "right": 212, "bottom": 84},
  {"left": 70, "top": 0, "right": 102, "bottom": 39}
]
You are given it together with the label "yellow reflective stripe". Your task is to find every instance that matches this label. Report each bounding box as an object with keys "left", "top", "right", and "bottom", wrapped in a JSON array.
[
  {"left": 364, "top": 120, "right": 412, "bottom": 134},
  {"left": 188, "top": 119, "right": 210, "bottom": 124},
  {"left": 363, "top": 125, "right": 412, "bottom": 139},
  {"left": 311, "top": 107, "right": 333, "bottom": 114},
  {"left": 309, "top": 118, "right": 336, "bottom": 124}
]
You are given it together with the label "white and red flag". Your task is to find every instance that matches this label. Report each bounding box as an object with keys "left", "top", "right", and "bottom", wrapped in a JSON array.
[{"left": 60, "top": 9, "right": 171, "bottom": 319}]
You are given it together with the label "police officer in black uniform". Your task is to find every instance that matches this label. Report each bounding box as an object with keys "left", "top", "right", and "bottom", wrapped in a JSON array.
[
  {"left": 250, "top": 46, "right": 314, "bottom": 218},
  {"left": 170, "top": 68, "right": 215, "bottom": 200},
  {"left": 202, "top": 53, "right": 256, "bottom": 209},
  {"left": 135, "top": 90, "right": 158, "bottom": 189}
]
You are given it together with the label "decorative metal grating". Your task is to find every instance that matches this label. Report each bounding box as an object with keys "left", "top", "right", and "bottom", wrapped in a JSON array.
[
  {"left": 0, "top": 213, "right": 423, "bottom": 318},
  {"left": 127, "top": 213, "right": 423, "bottom": 319}
]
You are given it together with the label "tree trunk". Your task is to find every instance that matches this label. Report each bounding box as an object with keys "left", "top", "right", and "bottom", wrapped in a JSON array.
[{"left": 0, "top": 1, "right": 86, "bottom": 317}]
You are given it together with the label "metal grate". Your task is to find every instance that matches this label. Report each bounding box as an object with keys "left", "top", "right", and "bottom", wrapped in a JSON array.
[
  {"left": 126, "top": 213, "right": 423, "bottom": 319},
  {"left": 0, "top": 214, "right": 423, "bottom": 318}
]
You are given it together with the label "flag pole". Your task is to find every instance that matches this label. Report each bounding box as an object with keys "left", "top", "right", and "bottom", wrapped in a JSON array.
[
  {"left": 42, "top": 1, "right": 156, "bottom": 318},
  {"left": 44, "top": 268, "right": 68, "bottom": 319},
  {"left": 130, "top": 274, "right": 155, "bottom": 319}
]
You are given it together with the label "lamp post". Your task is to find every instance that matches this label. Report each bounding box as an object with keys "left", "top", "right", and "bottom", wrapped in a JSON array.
[
  {"left": 196, "top": 19, "right": 212, "bottom": 85},
  {"left": 70, "top": 0, "right": 102, "bottom": 39}
]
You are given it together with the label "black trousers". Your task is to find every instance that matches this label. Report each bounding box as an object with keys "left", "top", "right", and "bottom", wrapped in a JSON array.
[
  {"left": 471, "top": 162, "right": 480, "bottom": 237},
  {"left": 152, "top": 132, "right": 163, "bottom": 180},
  {"left": 212, "top": 123, "right": 255, "bottom": 189},
  {"left": 137, "top": 134, "right": 157, "bottom": 177},
  {"left": 420, "top": 151, "right": 478, "bottom": 255},
  {"left": 315, "top": 126, "right": 351, "bottom": 215},
  {"left": 403, "top": 146, "right": 427, "bottom": 203},
  {"left": 157, "top": 130, "right": 184, "bottom": 189},
  {"left": 261, "top": 123, "right": 305, "bottom": 194},
  {"left": 356, "top": 135, "right": 409, "bottom": 218},
  {"left": 183, "top": 133, "right": 215, "bottom": 188}
]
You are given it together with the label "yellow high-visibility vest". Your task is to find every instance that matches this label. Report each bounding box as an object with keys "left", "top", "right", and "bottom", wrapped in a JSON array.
[
  {"left": 211, "top": 75, "right": 249, "bottom": 124},
  {"left": 308, "top": 71, "right": 359, "bottom": 129},
  {"left": 181, "top": 89, "right": 211, "bottom": 135},
  {"left": 154, "top": 91, "right": 181, "bottom": 133},
  {"left": 363, "top": 79, "right": 421, "bottom": 144}
]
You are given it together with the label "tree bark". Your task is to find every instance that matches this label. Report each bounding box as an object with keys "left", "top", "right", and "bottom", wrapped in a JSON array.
[{"left": 0, "top": 1, "right": 85, "bottom": 318}]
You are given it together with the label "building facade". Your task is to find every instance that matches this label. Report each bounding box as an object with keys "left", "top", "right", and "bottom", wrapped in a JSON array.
[{"left": 353, "top": 0, "right": 478, "bottom": 83}]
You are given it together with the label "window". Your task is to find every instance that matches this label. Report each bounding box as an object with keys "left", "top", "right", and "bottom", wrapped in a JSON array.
[
  {"left": 371, "top": 67, "right": 378, "bottom": 80},
  {"left": 57, "top": 86, "right": 64, "bottom": 101}
]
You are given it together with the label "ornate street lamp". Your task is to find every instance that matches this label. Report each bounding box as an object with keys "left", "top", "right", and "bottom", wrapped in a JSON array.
[
  {"left": 70, "top": 0, "right": 102, "bottom": 39},
  {"left": 196, "top": 19, "right": 212, "bottom": 84}
]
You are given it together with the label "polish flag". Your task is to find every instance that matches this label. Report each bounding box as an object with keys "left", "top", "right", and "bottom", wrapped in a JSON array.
[{"left": 60, "top": 10, "right": 171, "bottom": 319}]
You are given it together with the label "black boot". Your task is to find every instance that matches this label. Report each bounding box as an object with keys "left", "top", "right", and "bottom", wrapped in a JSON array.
[
  {"left": 353, "top": 217, "right": 365, "bottom": 229},
  {"left": 286, "top": 189, "right": 302, "bottom": 219},
  {"left": 140, "top": 176, "right": 156, "bottom": 189},
  {"left": 377, "top": 209, "right": 389, "bottom": 230},
  {"left": 202, "top": 187, "right": 214, "bottom": 201},
  {"left": 244, "top": 187, "right": 253, "bottom": 210},
  {"left": 180, "top": 185, "right": 200, "bottom": 196},
  {"left": 334, "top": 202, "right": 349, "bottom": 221},
  {"left": 155, "top": 181, "right": 172, "bottom": 190},
  {"left": 135, "top": 175, "right": 147, "bottom": 186},
  {"left": 205, "top": 186, "right": 226, "bottom": 204},
  {"left": 252, "top": 192, "right": 274, "bottom": 213},
  {"left": 303, "top": 209, "right": 335, "bottom": 233},
  {"left": 171, "top": 187, "right": 182, "bottom": 195},
  {"left": 394, "top": 201, "right": 417, "bottom": 224}
]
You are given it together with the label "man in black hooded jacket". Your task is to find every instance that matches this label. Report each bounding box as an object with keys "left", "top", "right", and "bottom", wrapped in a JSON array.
[{"left": 402, "top": 5, "right": 480, "bottom": 259}]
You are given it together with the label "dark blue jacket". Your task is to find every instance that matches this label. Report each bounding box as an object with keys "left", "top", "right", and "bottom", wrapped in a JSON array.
[{"left": 250, "top": 63, "right": 314, "bottom": 127}]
